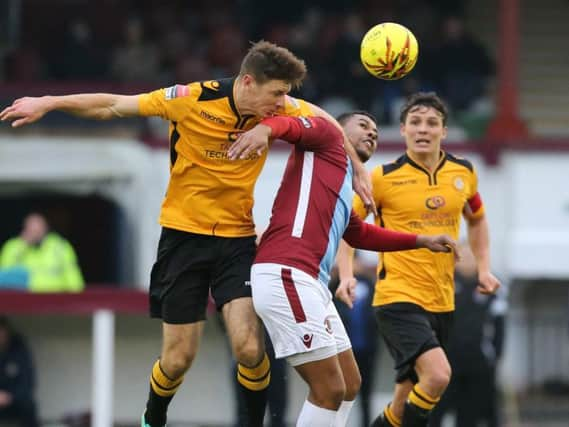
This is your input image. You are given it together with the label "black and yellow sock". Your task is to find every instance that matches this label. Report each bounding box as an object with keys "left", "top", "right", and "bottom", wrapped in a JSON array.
[
  {"left": 371, "top": 403, "right": 402, "bottom": 427},
  {"left": 236, "top": 353, "right": 270, "bottom": 427},
  {"left": 385, "top": 403, "right": 402, "bottom": 427},
  {"left": 402, "top": 384, "right": 440, "bottom": 427},
  {"left": 144, "top": 359, "right": 184, "bottom": 427}
]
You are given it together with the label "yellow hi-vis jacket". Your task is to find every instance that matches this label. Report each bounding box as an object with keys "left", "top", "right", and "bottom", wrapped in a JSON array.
[{"left": 0, "top": 233, "right": 84, "bottom": 292}]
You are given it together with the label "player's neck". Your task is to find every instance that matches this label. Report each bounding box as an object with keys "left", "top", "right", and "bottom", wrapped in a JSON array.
[{"left": 407, "top": 149, "right": 442, "bottom": 172}]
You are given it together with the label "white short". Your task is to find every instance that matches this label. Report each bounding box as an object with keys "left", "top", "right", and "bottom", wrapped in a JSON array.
[{"left": 251, "top": 263, "right": 351, "bottom": 366}]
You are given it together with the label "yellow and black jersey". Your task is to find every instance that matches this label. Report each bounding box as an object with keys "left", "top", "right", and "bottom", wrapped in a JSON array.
[
  {"left": 353, "top": 150, "right": 485, "bottom": 312},
  {"left": 139, "top": 77, "right": 313, "bottom": 237}
]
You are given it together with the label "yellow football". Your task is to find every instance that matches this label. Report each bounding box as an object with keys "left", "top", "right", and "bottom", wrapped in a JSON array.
[{"left": 360, "top": 22, "right": 419, "bottom": 80}]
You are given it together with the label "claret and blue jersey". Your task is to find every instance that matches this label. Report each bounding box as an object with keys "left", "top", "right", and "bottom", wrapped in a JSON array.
[{"left": 255, "top": 116, "right": 417, "bottom": 288}]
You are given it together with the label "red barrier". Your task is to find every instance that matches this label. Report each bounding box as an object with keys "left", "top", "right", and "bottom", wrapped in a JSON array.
[{"left": 0, "top": 287, "right": 148, "bottom": 315}]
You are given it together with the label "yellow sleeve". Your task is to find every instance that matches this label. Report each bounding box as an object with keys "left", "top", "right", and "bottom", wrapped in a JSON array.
[
  {"left": 138, "top": 83, "right": 194, "bottom": 122},
  {"left": 371, "top": 165, "right": 384, "bottom": 208},
  {"left": 353, "top": 194, "right": 368, "bottom": 219},
  {"left": 282, "top": 96, "right": 314, "bottom": 117},
  {"left": 353, "top": 166, "right": 383, "bottom": 219}
]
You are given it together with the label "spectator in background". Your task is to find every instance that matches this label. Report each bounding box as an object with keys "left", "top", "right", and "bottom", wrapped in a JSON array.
[
  {"left": 332, "top": 250, "right": 380, "bottom": 427},
  {"left": 0, "top": 212, "right": 84, "bottom": 292},
  {"left": 0, "top": 316, "right": 39, "bottom": 427},
  {"left": 322, "top": 12, "right": 377, "bottom": 117},
  {"left": 428, "top": 15, "right": 494, "bottom": 114},
  {"left": 110, "top": 17, "right": 160, "bottom": 84},
  {"left": 430, "top": 244, "right": 507, "bottom": 427},
  {"left": 50, "top": 17, "right": 108, "bottom": 80}
]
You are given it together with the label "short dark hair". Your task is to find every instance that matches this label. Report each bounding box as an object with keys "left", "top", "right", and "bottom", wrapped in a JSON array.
[
  {"left": 239, "top": 40, "right": 307, "bottom": 89},
  {"left": 399, "top": 92, "right": 449, "bottom": 125},
  {"left": 336, "top": 110, "right": 377, "bottom": 126}
]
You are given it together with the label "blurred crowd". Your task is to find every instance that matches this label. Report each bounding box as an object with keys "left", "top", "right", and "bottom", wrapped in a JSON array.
[{"left": 0, "top": 0, "right": 494, "bottom": 124}]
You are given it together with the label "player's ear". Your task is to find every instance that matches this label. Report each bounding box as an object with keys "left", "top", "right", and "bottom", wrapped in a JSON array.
[
  {"left": 241, "top": 74, "right": 255, "bottom": 87},
  {"left": 399, "top": 122, "right": 405, "bottom": 137},
  {"left": 441, "top": 126, "right": 448, "bottom": 140}
]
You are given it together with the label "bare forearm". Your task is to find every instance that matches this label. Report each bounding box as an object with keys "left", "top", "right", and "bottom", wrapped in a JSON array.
[
  {"left": 336, "top": 239, "right": 355, "bottom": 280},
  {"left": 468, "top": 216, "right": 491, "bottom": 273},
  {"left": 48, "top": 94, "right": 136, "bottom": 120}
]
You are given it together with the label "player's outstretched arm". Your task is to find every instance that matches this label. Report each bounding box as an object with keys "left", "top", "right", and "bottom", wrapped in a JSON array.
[
  {"left": 228, "top": 115, "right": 337, "bottom": 160},
  {"left": 416, "top": 234, "right": 460, "bottom": 259},
  {"left": 0, "top": 94, "right": 140, "bottom": 128},
  {"left": 343, "top": 211, "right": 460, "bottom": 259}
]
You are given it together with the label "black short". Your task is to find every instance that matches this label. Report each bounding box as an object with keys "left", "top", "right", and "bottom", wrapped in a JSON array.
[
  {"left": 149, "top": 227, "right": 256, "bottom": 324},
  {"left": 374, "top": 302, "right": 453, "bottom": 383}
]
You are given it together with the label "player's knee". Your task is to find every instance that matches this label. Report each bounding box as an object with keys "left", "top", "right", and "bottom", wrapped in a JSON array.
[
  {"left": 233, "top": 337, "right": 264, "bottom": 367},
  {"left": 311, "top": 380, "right": 346, "bottom": 409},
  {"left": 344, "top": 369, "right": 362, "bottom": 401},
  {"left": 329, "top": 383, "right": 347, "bottom": 408},
  {"left": 162, "top": 347, "right": 197, "bottom": 377},
  {"left": 423, "top": 365, "right": 451, "bottom": 395}
]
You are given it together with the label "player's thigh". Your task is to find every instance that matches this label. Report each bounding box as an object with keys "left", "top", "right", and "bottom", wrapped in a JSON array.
[
  {"left": 149, "top": 228, "right": 214, "bottom": 323},
  {"left": 161, "top": 321, "right": 205, "bottom": 365},
  {"left": 336, "top": 348, "right": 361, "bottom": 399},
  {"left": 294, "top": 354, "right": 345, "bottom": 405},
  {"left": 222, "top": 296, "right": 265, "bottom": 364},
  {"left": 326, "top": 301, "right": 360, "bottom": 396},
  {"left": 325, "top": 300, "right": 352, "bottom": 355},
  {"left": 375, "top": 303, "right": 441, "bottom": 382},
  {"left": 211, "top": 235, "right": 256, "bottom": 309},
  {"left": 414, "top": 347, "right": 451, "bottom": 379},
  {"left": 251, "top": 263, "right": 336, "bottom": 361}
]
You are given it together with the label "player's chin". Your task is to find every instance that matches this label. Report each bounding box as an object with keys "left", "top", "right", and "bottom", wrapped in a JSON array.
[{"left": 413, "top": 144, "right": 434, "bottom": 152}]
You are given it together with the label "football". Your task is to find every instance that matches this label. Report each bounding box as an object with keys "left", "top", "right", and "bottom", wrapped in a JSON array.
[{"left": 360, "top": 22, "right": 419, "bottom": 80}]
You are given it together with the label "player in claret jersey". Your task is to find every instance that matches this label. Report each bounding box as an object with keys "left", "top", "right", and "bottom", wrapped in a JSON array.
[
  {"left": 1, "top": 41, "right": 378, "bottom": 427},
  {"left": 228, "top": 113, "right": 458, "bottom": 427}
]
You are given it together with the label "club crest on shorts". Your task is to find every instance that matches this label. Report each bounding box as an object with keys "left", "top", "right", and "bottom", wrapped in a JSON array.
[
  {"left": 324, "top": 316, "right": 333, "bottom": 334},
  {"left": 302, "top": 333, "right": 313, "bottom": 348}
]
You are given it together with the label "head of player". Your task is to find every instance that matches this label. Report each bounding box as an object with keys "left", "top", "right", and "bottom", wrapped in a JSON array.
[
  {"left": 336, "top": 111, "right": 379, "bottom": 163},
  {"left": 235, "top": 40, "right": 307, "bottom": 118},
  {"left": 399, "top": 92, "right": 449, "bottom": 158}
]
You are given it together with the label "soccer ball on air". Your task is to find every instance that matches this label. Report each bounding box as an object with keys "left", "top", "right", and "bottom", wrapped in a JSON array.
[{"left": 360, "top": 22, "right": 419, "bottom": 80}]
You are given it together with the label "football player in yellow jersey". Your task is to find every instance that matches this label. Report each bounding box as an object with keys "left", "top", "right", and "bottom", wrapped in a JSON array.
[
  {"left": 335, "top": 92, "right": 501, "bottom": 427},
  {"left": 1, "top": 41, "right": 376, "bottom": 427}
]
